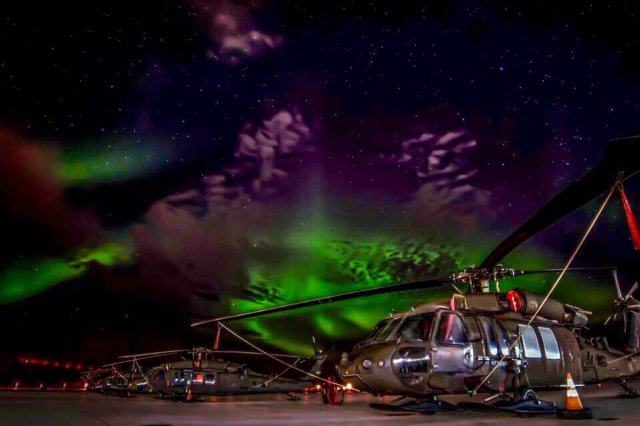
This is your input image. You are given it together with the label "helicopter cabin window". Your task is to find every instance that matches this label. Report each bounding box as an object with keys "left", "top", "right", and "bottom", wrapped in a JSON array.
[
  {"left": 518, "top": 325, "right": 541, "bottom": 358},
  {"left": 193, "top": 373, "right": 204, "bottom": 384},
  {"left": 397, "top": 314, "right": 434, "bottom": 341},
  {"left": 539, "top": 327, "right": 561, "bottom": 360},
  {"left": 172, "top": 370, "right": 182, "bottom": 385},
  {"left": 495, "top": 322, "right": 511, "bottom": 356},
  {"left": 436, "top": 313, "right": 468, "bottom": 345},
  {"left": 155, "top": 370, "right": 166, "bottom": 381},
  {"left": 205, "top": 373, "right": 216, "bottom": 385},
  {"left": 480, "top": 318, "right": 499, "bottom": 356}
]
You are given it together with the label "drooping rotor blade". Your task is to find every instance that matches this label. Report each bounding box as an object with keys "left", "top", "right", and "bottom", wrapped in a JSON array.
[
  {"left": 208, "top": 350, "right": 301, "bottom": 359},
  {"left": 480, "top": 136, "right": 640, "bottom": 270},
  {"left": 80, "top": 370, "right": 106, "bottom": 377},
  {"left": 118, "top": 349, "right": 189, "bottom": 359},
  {"left": 191, "top": 277, "right": 451, "bottom": 327},
  {"left": 104, "top": 352, "right": 187, "bottom": 368}
]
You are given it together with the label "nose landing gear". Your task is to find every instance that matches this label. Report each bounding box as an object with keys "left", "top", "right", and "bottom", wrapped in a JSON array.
[{"left": 321, "top": 378, "right": 345, "bottom": 405}]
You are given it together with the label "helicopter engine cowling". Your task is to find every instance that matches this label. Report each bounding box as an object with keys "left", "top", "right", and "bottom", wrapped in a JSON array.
[
  {"left": 462, "top": 289, "right": 590, "bottom": 327},
  {"left": 563, "top": 305, "right": 589, "bottom": 328},
  {"left": 517, "top": 290, "right": 566, "bottom": 320}
]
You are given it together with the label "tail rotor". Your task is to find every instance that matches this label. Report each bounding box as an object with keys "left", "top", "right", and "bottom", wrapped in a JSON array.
[
  {"left": 604, "top": 270, "right": 640, "bottom": 352},
  {"left": 605, "top": 269, "right": 639, "bottom": 328}
]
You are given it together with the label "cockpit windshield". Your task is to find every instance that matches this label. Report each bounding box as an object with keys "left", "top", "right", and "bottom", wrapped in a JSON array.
[
  {"left": 361, "top": 314, "right": 434, "bottom": 345},
  {"left": 363, "top": 318, "right": 403, "bottom": 343},
  {"left": 396, "top": 314, "right": 434, "bottom": 341}
]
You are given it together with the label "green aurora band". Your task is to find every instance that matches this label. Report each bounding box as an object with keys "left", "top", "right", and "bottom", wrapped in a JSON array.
[
  {"left": 57, "top": 138, "right": 174, "bottom": 185},
  {"left": 0, "top": 241, "right": 132, "bottom": 304}
]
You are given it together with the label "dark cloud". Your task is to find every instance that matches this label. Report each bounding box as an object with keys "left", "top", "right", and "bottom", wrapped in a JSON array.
[
  {"left": 189, "top": 0, "right": 283, "bottom": 64},
  {"left": 0, "top": 131, "right": 100, "bottom": 258}
]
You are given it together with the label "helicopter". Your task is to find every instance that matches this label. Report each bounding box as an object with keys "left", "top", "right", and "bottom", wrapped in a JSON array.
[
  {"left": 83, "top": 347, "right": 327, "bottom": 401},
  {"left": 191, "top": 135, "right": 640, "bottom": 416}
]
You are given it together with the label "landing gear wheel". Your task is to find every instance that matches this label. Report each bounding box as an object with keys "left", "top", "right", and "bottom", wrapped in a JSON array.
[
  {"left": 287, "top": 392, "right": 300, "bottom": 401},
  {"left": 321, "top": 384, "right": 345, "bottom": 405},
  {"left": 513, "top": 387, "right": 537, "bottom": 403}
]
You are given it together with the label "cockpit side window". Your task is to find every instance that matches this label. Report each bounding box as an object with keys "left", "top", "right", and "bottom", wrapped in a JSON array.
[
  {"left": 495, "top": 321, "right": 511, "bottom": 356},
  {"left": 518, "top": 324, "right": 542, "bottom": 358},
  {"left": 397, "top": 314, "right": 434, "bottom": 341},
  {"left": 539, "top": 327, "right": 561, "bottom": 360},
  {"left": 436, "top": 312, "right": 468, "bottom": 345}
]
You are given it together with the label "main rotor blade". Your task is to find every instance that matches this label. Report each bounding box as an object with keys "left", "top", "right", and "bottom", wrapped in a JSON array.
[
  {"left": 480, "top": 136, "right": 640, "bottom": 270},
  {"left": 519, "top": 267, "right": 618, "bottom": 275},
  {"left": 191, "top": 277, "right": 451, "bottom": 327}
]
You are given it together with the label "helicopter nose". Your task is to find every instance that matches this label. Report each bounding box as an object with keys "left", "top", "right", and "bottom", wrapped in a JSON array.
[{"left": 337, "top": 344, "right": 404, "bottom": 393}]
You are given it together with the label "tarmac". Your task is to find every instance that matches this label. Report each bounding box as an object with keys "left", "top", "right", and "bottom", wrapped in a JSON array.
[{"left": 0, "top": 383, "right": 638, "bottom": 425}]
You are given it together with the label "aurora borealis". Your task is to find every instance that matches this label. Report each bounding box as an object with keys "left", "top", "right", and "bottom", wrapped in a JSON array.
[
  {"left": 2, "top": 1, "right": 640, "bottom": 362},
  {"left": 0, "top": 241, "right": 132, "bottom": 304},
  {"left": 58, "top": 138, "right": 174, "bottom": 185}
]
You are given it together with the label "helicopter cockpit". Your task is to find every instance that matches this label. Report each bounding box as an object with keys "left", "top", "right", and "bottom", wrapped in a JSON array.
[{"left": 357, "top": 310, "right": 462, "bottom": 347}]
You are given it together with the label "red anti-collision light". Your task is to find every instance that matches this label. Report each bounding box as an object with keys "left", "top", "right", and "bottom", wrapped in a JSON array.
[{"left": 506, "top": 290, "right": 524, "bottom": 312}]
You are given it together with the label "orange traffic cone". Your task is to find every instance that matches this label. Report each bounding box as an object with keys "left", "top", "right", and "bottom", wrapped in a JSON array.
[
  {"left": 185, "top": 388, "right": 194, "bottom": 402},
  {"left": 557, "top": 373, "right": 593, "bottom": 419}
]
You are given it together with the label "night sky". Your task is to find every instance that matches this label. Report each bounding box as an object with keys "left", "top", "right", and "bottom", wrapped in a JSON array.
[{"left": 2, "top": 1, "right": 640, "bottom": 366}]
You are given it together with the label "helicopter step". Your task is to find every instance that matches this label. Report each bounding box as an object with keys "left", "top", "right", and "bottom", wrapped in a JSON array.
[
  {"left": 616, "top": 377, "right": 640, "bottom": 398},
  {"left": 458, "top": 399, "right": 557, "bottom": 416},
  {"left": 371, "top": 388, "right": 556, "bottom": 416},
  {"left": 369, "top": 397, "right": 459, "bottom": 414},
  {"left": 459, "top": 387, "right": 557, "bottom": 416}
]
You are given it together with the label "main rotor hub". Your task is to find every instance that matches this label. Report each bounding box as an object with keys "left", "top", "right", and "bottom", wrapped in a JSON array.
[{"left": 451, "top": 265, "right": 520, "bottom": 293}]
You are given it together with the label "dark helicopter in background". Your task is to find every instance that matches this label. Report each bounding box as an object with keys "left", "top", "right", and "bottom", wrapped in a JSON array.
[
  {"left": 83, "top": 347, "right": 328, "bottom": 401},
  {"left": 192, "top": 136, "right": 640, "bottom": 415}
]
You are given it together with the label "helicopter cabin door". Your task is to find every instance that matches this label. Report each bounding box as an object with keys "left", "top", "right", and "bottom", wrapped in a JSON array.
[
  {"left": 518, "top": 324, "right": 564, "bottom": 387},
  {"left": 431, "top": 311, "right": 475, "bottom": 372},
  {"left": 478, "top": 317, "right": 504, "bottom": 368}
]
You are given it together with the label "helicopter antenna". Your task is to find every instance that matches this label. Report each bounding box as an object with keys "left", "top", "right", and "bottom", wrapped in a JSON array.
[{"left": 472, "top": 174, "right": 621, "bottom": 395}]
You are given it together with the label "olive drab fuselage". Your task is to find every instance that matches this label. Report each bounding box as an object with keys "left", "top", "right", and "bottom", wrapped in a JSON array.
[
  {"left": 130, "top": 359, "right": 310, "bottom": 396},
  {"left": 337, "top": 290, "right": 640, "bottom": 397}
]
